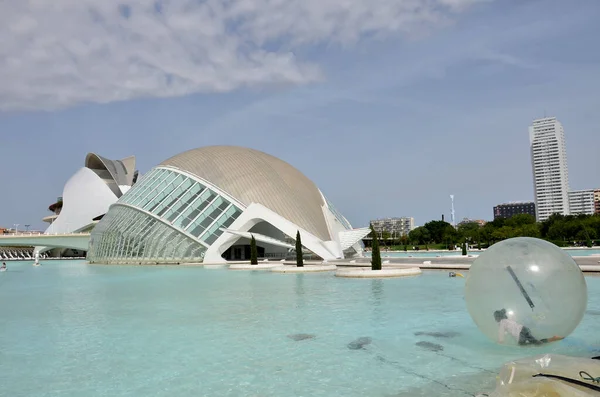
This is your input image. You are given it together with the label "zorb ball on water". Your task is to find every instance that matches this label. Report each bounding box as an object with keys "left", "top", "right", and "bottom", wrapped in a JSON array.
[{"left": 465, "top": 237, "right": 587, "bottom": 346}]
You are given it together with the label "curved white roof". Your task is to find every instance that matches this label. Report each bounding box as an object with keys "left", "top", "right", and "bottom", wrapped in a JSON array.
[
  {"left": 85, "top": 153, "right": 136, "bottom": 187},
  {"left": 160, "top": 146, "right": 331, "bottom": 241}
]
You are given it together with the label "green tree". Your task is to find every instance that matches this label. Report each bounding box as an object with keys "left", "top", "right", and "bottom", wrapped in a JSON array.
[
  {"left": 457, "top": 222, "right": 481, "bottom": 242},
  {"left": 250, "top": 235, "right": 258, "bottom": 265},
  {"left": 408, "top": 226, "right": 430, "bottom": 245},
  {"left": 505, "top": 214, "right": 536, "bottom": 228},
  {"left": 516, "top": 224, "right": 541, "bottom": 238},
  {"left": 423, "top": 220, "right": 454, "bottom": 243},
  {"left": 295, "top": 230, "right": 304, "bottom": 267},
  {"left": 371, "top": 225, "right": 382, "bottom": 271},
  {"left": 462, "top": 240, "right": 467, "bottom": 256},
  {"left": 442, "top": 224, "right": 459, "bottom": 249}
]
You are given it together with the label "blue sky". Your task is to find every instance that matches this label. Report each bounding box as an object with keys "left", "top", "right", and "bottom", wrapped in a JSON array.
[{"left": 1, "top": 0, "right": 599, "bottom": 231}]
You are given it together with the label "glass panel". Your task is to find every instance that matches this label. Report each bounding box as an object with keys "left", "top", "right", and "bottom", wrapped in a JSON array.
[
  {"left": 204, "top": 229, "right": 223, "bottom": 245},
  {"left": 88, "top": 204, "right": 206, "bottom": 264}
]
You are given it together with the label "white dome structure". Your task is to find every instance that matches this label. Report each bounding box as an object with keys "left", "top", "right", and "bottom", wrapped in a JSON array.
[{"left": 87, "top": 146, "right": 368, "bottom": 264}]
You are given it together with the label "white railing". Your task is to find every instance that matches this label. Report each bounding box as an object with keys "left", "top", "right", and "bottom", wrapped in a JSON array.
[{"left": 1, "top": 232, "right": 91, "bottom": 237}]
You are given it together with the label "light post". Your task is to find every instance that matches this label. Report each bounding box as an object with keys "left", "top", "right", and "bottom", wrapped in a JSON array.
[{"left": 14, "top": 224, "right": 19, "bottom": 234}]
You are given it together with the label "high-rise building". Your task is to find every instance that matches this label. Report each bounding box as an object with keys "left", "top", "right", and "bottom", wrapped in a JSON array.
[
  {"left": 493, "top": 202, "right": 536, "bottom": 220},
  {"left": 529, "top": 117, "right": 570, "bottom": 221},
  {"left": 370, "top": 217, "right": 415, "bottom": 236},
  {"left": 594, "top": 189, "right": 600, "bottom": 215},
  {"left": 568, "top": 190, "right": 596, "bottom": 216}
]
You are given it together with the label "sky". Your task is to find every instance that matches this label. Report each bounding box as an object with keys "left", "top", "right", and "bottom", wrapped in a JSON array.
[{"left": 0, "top": 0, "right": 599, "bottom": 231}]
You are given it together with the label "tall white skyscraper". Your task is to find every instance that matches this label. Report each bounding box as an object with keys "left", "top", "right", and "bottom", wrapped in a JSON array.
[{"left": 529, "top": 117, "right": 570, "bottom": 222}]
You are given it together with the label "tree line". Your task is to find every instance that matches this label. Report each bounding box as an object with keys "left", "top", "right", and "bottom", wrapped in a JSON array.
[{"left": 369, "top": 213, "right": 600, "bottom": 250}]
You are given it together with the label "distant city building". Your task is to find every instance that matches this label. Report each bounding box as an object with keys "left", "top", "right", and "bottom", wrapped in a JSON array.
[
  {"left": 493, "top": 202, "right": 536, "bottom": 220},
  {"left": 595, "top": 189, "right": 600, "bottom": 214},
  {"left": 569, "top": 189, "right": 596, "bottom": 216},
  {"left": 370, "top": 217, "right": 414, "bottom": 236},
  {"left": 529, "top": 117, "right": 570, "bottom": 222},
  {"left": 457, "top": 218, "right": 486, "bottom": 227}
]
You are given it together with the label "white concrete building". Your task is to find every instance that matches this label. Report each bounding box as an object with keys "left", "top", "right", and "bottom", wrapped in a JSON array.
[
  {"left": 370, "top": 217, "right": 414, "bottom": 237},
  {"left": 569, "top": 189, "right": 596, "bottom": 216},
  {"left": 529, "top": 117, "right": 570, "bottom": 221},
  {"left": 43, "top": 153, "right": 137, "bottom": 235},
  {"left": 36, "top": 153, "right": 137, "bottom": 257},
  {"left": 87, "top": 146, "right": 369, "bottom": 264}
]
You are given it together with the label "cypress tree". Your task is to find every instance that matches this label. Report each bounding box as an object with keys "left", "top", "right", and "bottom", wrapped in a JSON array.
[
  {"left": 250, "top": 235, "right": 258, "bottom": 265},
  {"left": 295, "top": 230, "right": 304, "bottom": 267},
  {"left": 462, "top": 240, "right": 467, "bottom": 256},
  {"left": 371, "top": 225, "right": 382, "bottom": 271}
]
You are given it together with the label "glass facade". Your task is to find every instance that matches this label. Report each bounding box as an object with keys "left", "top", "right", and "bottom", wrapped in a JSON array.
[
  {"left": 88, "top": 167, "right": 243, "bottom": 264},
  {"left": 325, "top": 196, "right": 352, "bottom": 230}
]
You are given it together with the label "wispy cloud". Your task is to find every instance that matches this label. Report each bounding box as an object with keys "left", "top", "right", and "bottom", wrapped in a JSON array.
[{"left": 0, "top": 0, "right": 488, "bottom": 111}]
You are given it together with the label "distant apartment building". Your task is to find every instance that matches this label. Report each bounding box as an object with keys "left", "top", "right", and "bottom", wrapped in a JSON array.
[
  {"left": 493, "top": 202, "right": 536, "bottom": 220},
  {"left": 370, "top": 217, "right": 415, "bottom": 236},
  {"left": 457, "top": 218, "right": 487, "bottom": 227},
  {"left": 569, "top": 189, "right": 596, "bottom": 216},
  {"left": 595, "top": 189, "right": 600, "bottom": 214},
  {"left": 529, "top": 117, "right": 570, "bottom": 221}
]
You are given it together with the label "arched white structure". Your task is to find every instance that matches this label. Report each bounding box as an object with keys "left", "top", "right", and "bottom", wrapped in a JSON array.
[
  {"left": 87, "top": 146, "right": 368, "bottom": 264},
  {"left": 37, "top": 153, "right": 136, "bottom": 254}
]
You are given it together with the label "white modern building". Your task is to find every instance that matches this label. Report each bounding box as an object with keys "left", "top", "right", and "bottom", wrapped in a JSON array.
[
  {"left": 529, "top": 117, "right": 570, "bottom": 221},
  {"left": 87, "top": 146, "right": 369, "bottom": 264},
  {"left": 569, "top": 189, "right": 596, "bottom": 216},
  {"left": 37, "top": 153, "right": 137, "bottom": 256},
  {"left": 370, "top": 217, "right": 414, "bottom": 237}
]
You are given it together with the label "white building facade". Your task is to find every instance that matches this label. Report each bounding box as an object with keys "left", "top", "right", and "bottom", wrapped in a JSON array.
[
  {"left": 529, "top": 117, "right": 570, "bottom": 221},
  {"left": 569, "top": 189, "right": 596, "bottom": 216},
  {"left": 370, "top": 217, "right": 414, "bottom": 236}
]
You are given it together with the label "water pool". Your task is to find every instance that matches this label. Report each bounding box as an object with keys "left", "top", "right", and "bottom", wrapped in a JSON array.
[{"left": 1, "top": 261, "right": 599, "bottom": 397}]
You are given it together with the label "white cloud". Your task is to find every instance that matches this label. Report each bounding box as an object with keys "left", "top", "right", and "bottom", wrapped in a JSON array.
[{"left": 0, "top": 0, "right": 486, "bottom": 111}]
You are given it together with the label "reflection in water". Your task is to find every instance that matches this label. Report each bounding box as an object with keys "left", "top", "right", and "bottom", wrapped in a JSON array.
[
  {"left": 295, "top": 274, "right": 305, "bottom": 296},
  {"left": 371, "top": 279, "right": 384, "bottom": 324},
  {"left": 295, "top": 273, "right": 306, "bottom": 310},
  {"left": 371, "top": 279, "right": 384, "bottom": 305}
]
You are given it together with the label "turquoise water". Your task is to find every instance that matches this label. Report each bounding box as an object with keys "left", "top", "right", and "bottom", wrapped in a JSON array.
[
  {"left": 368, "top": 248, "right": 600, "bottom": 258},
  {"left": 1, "top": 261, "right": 599, "bottom": 397}
]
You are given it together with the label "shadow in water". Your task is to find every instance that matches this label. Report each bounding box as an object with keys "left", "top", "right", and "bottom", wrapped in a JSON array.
[{"left": 347, "top": 336, "right": 372, "bottom": 350}]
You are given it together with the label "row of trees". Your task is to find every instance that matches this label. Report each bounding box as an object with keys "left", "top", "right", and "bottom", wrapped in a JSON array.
[
  {"left": 370, "top": 213, "right": 600, "bottom": 250},
  {"left": 249, "top": 230, "right": 306, "bottom": 266},
  {"left": 249, "top": 213, "right": 600, "bottom": 267}
]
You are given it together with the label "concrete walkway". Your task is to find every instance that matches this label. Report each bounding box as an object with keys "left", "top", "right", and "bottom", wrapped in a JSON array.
[{"left": 326, "top": 256, "right": 600, "bottom": 273}]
